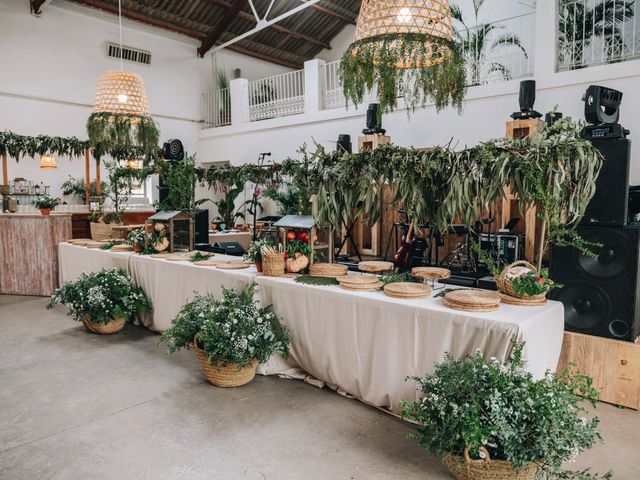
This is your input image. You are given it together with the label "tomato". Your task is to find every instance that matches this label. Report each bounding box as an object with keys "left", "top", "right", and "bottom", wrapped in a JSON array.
[
  {"left": 297, "top": 231, "right": 309, "bottom": 242},
  {"left": 286, "top": 230, "right": 296, "bottom": 241}
]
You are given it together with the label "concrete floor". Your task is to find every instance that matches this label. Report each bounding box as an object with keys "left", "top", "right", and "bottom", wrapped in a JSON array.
[{"left": 0, "top": 295, "right": 637, "bottom": 480}]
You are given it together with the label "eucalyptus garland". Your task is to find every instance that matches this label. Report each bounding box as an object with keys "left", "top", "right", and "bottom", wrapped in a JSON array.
[
  {"left": 0, "top": 131, "right": 88, "bottom": 161},
  {"left": 340, "top": 33, "right": 467, "bottom": 114}
]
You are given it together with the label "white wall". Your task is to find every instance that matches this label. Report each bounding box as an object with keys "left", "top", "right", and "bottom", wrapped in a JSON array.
[
  {"left": 0, "top": 0, "right": 290, "bottom": 209},
  {"left": 211, "top": 50, "right": 293, "bottom": 83}
]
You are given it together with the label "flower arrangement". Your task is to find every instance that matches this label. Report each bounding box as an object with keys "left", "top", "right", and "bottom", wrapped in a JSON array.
[
  {"left": 47, "top": 268, "right": 151, "bottom": 325},
  {"left": 159, "top": 283, "right": 290, "bottom": 368},
  {"left": 244, "top": 237, "right": 274, "bottom": 263},
  {"left": 510, "top": 268, "right": 562, "bottom": 298},
  {"left": 32, "top": 195, "right": 59, "bottom": 211},
  {"left": 401, "top": 344, "right": 611, "bottom": 480},
  {"left": 126, "top": 228, "right": 147, "bottom": 251}
]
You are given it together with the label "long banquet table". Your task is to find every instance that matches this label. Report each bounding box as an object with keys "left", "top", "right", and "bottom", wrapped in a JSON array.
[{"left": 58, "top": 242, "right": 565, "bottom": 413}]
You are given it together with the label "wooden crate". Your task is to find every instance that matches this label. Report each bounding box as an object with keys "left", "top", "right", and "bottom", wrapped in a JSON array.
[
  {"left": 557, "top": 331, "right": 640, "bottom": 410},
  {"left": 358, "top": 134, "right": 390, "bottom": 152}
]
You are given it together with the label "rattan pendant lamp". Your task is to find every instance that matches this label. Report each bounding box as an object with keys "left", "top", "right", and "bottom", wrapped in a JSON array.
[
  {"left": 87, "top": 0, "right": 158, "bottom": 161},
  {"left": 39, "top": 154, "right": 57, "bottom": 169},
  {"left": 340, "top": 0, "right": 466, "bottom": 114}
]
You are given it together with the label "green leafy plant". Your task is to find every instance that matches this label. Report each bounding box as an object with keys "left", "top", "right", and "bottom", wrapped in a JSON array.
[
  {"left": 100, "top": 240, "right": 121, "bottom": 250},
  {"left": 87, "top": 112, "right": 159, "bottom": 162},
  {"left": 126, "top": 228, "right": 147, "bottom": 249},
  {"left": 378, "top": 271, "right": 422, "bottom": 285},
  {"left": 61, "top": 176, "right": 109, "bottom": 202},
  {"left": 244, "top": 237, "right": 274, "bottom": 263},
  {"left": 294, "top": 275, "right": 339, "bottom": 286},
  {"left": 286, "top": 239, "right": 312, "bottom": 259},
  {"left": 510, "top": 268, "right": 563, "bottom": 297},
  {"left": 33, "top": 195, "right": 59, "bottom": 210},
  {"left": 0, "top": 131, "right": 88, "bottom": 161},
  {"left": 155, "top": 155, "right": 207, "bottom": 217},
  {"left": 47, "top": 268, "right": 151, "bottom": 324},
  {"left": 263, "top": 184, "right": 304, "bottom": 215},
  {"left": 401, "top": 343, "right": 612, "bottom": 480},
  {"left": 159, "top": 283, "right": 291, "bottom": 367},
  {"left": 451, "top": 0, "right": 527, "bottom": 85},
  {"left": 190, "top": 251, "right": 209, "bottom": 263},
  {"left": 339, "top": 32, "right": 467, "bottom": 115}
]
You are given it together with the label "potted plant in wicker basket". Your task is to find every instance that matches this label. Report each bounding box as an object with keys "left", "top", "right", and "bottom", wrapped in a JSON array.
[
  {"left": 47, "top": 268, "right": 151, "bottom": 335},
  {"left": 33, "top": 195, "right": 59, "bottom": 215},
  {"left": 126, "top": 227, "right": 147, "bottom": 253},
  {"left": 244, "top": 237, "right": 274, "bottom": 273},
  {"left": 159, "top": 283, "right": 290, "bottom": 387},
  {"left": 402, "top": 344, "right": 612, "bottom": 480}
]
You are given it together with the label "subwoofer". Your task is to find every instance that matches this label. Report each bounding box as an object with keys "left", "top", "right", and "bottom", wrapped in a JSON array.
[
  {"left": 550, "top": 226, "right": 640, "bottom": 341},
  {"left": 581, "top": 138, "right": 631, "bottom": 226}
]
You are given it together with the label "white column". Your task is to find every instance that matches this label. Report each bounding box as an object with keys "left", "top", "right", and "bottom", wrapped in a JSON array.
[
  {"left": 230, "top": 78, "right": 249, "bottom": 125},
  {"left": 533, "top": 0, "right": 557, "bottom": 82},
  {"left": 304, "top": 59, "right": 325, "bottom": 114}
]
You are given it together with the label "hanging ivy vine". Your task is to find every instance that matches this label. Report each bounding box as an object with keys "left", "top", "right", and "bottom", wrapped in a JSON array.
[
  {"left": 87, "top": 112, "right": 160, "bottom": 161},
  {"left": 0, "top": 131, "right": 89, "bottom": 161},
  {"left": 340, "top": 33, "right": 467, "bottom": 114}
]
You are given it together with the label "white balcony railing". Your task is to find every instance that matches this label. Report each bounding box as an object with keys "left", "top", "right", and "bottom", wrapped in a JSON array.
[
  {"left": 323, "top": 60, "right": 345, "bottom": 110},
  {"left": 202, "top": 88, "right": 231, "bottom": 128},
  {"left": 557, "top": 0, "right": 639, "bottom": 71},
  {"left": 248, "top": 69, "right": 305, "bottom": 121}
]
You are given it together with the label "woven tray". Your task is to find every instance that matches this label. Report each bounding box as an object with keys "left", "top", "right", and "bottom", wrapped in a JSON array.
[
  {"left": 499, "top": 293, "right": 548, "bottom": 307},
  {"left": 358, "top": 261, "right": 394, "bottom": 272},
  {"left": 443, "top": 289, "right": 501, "bottom": 312},
  {"left": 216, "top": 261, "right": 250, "bottom": 270},
  {"left": 412, "top": 266, "right": 452, "bottom": 280},
  {"left": 384, "top": 282, "right": 431, "bottom": 299},
  {"left": 110, "top": 244, "right": 133, "bottom": 252},
  {"left": 336, "top": 275, "right": 380, "bottom": 285},
  {"left": 85, "top": 241, "right": 104, "bottom": 249},
  {"left": 164, "top": 254, "right": 191, "bottom": 262},
  {"left": 340, "top": 281, "right": 384, "bottom": 292},
  {"left": 193, "top": 260, "right": 225, "bottom": 267}
]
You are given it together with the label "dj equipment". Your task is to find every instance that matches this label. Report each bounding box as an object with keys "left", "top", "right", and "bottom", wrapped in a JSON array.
[
  {"left": 511, "top": 80, "right": 542, "bottom": 120},
  {"left": 581, "top": 138, "right": 631, "bottom": 226},
  {"left": 212, "top": 242, "right": 245, "bottom": 256},
  {"left": 162, "top": 139, "right": 184, "bottom": 161},
  {"left": 194, "top": 210, "right": 209, "bottom": 244},
  {"left": 337, "top": 134, "right": 352, "bottom": 153},
  {"left": 545, "top": 111, "right": 562, "bottom": 126},
  {"left": 550, "top": 225, "right": 640, "bottom": 341},
  {"left": 478, "top": 233, "right": 523, "bottom": 270},
  {"left": 362, "top": 103, "right": 386, "bottom": 135},
  {"left": 583, "top": 85, "right": 623, "bottom": 125}
]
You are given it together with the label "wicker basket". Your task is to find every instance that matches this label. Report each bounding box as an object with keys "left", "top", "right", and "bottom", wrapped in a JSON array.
[
  {"left": 82, "top": 315, "right": 126, "bottom": 335},
  {"left": 261, "top": 252, "right": 286, "bottom": 277},
  {"left": 494, "top": 260, "right": 547, "bottom": 302},
  {"left": 193, "top": 336, "right": 258, "bottom": 387},
  {"left": 90, "top": 222, "right": 121, "bottom": 241},
  {"left": 444, "top": 448, "right": 539, "bottom": 480}
]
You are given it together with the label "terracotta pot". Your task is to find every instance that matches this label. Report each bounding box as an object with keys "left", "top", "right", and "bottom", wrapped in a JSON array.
[
  {"left": 40, "top": 208, "right": 51, "bottom": 216},
  {"left": 133, "top": 245, "right": 143, "bottom": 253},
  {"left": 255, "top": 259, "right": 263, "bottom": 273}
]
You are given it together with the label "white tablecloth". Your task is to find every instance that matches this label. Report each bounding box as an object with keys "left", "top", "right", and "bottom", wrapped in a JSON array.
[
  {"left": 255, "top": 276, "right": 564, "bottom": 413},
  {"left": 128, "top": 255, "right": 257, "bottom": 332},
  {"left": 58, "top": 243, "right": 133, "bottom": 283}
]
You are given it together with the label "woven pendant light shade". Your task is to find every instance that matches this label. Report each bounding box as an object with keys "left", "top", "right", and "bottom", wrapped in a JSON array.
[
  {"left": 93, "top": 70, "right": 150, "bottom": 116},
  {"left": 40, "top": 154, "right": 57, "bottom": 169},
  {"left": 354, "top": 0, "right": 454, "bottom": 68}
]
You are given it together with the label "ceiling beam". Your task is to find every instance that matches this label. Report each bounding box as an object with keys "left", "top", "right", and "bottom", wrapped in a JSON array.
[
  {"left": 73, "top": 0, "right": 206, "bottom": 39},
  {"left": 296, "top": 0, "right": 356, "bottom": 25},
  {"left": 198, "top": 0, "right": 247, "bottom": 57},
  {"left": 226, "top": 44, "right": 302, "bottom": 69},
  {"left": 206, "top": 0, "right": 330, "bottom": 50}
]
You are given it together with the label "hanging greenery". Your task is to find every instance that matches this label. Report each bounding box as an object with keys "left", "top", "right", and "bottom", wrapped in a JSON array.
[
  {"left": 0, "top": 131, "right": 89, "bottom": 161},
  {"left": 340, "top": 33, "right": 467, "bottom": 114},
  {"left": 86, "top": 112, "right": 160, "bottom": 161}
]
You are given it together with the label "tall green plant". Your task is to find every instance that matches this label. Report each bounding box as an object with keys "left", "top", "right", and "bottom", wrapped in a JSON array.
[
  {"left": 451, "top": 0, "right": 528, "bottom": 85},
  {"left": 155, "top": 154, "right": 206, "bottom": 217},
  {"left": 558, "top": 0, "right": 635, "bottom": 67}
]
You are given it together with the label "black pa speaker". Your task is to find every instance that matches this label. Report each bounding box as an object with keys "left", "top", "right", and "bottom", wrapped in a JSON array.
[
  {"left": 581, "top": 138, "right": 631, "bottom": 226},
  {"left": 550, "top": 225, "right": 640, "bottom": 341},
  {"left": 213, "top": 242, "right": 245, "bottom": 256}
]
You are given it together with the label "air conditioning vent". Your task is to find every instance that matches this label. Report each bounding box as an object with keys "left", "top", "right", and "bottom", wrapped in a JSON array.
[{"left": 106, "top": 42, "right": 151, "bottom": 65}]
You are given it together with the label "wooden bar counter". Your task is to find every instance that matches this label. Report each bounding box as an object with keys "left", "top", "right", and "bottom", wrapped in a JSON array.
[{"left": 0, "top": 213, "right": 72, "bottom": 296}]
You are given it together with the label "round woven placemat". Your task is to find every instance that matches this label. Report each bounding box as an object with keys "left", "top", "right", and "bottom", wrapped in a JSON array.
[
  {"left": 384, "top": 282, "right": 431, "bottom": 299},
  {"left": 411, "top": 266, "right": 452, "bottom": 280},
  {"left": 193, "top": 260, "right": 225, "bottom": 267},
  {"left": 110, "top": 245, "right": 133, "bottom": 252},
  {"left": 336, "top": 275, "right": 380, "bottom": 285},
  {"left": 340, "top": 281, "right": 384, "bottom": 292},
  {"left": 442, "top": 298, "right": 500, "bottom": 312},
  {"left": 499, "top": 293, "right": 547, "bottom": 306},
  {"left": 358, "top": 261, "right": 394, "bottom": 272},
  {"left": 85, "top": 241, "right": 104, "bottom": 249},
  {"left": 149, "top": 253, "right": 170, "bottom": 258},
  {"left": 216, "top": 261, "right": 250, "bottom": 270},
  {"left": 68, "top": 238, "right": 92, "bottom": 245},
  {"left": 309, "top": 263, "right": 348, "bottom": 276},
  {"left": 164, "top": 254, "right": 191, "bottom": 261},
  {"left": 445, "top": 289, "right": 501, "bottom": 306}
]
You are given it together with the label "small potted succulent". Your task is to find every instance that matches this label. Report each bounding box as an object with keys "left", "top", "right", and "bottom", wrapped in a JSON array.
[
  {"left": 126, "top": 227, "right": 147, "bottom": 253},
  {"left": 159, "top": 283, "right": 290, "bottom": 387},
  {"left": 32, "top": 195, "right": 59, "bottom": 215},
  {"left": 48, "top": 268, "right": 151, "bottom": 335},
  {"left": 244, "top": 237, "right": 274, "bottom": 272},
  {"left": 402, "top": 344, "right": 611, "bottom": 480}
]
